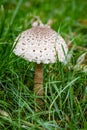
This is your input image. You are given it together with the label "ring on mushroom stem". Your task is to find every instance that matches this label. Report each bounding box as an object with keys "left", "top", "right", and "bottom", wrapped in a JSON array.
[{"left": 13, "top": 22, "right": 68, "bottom": 110}]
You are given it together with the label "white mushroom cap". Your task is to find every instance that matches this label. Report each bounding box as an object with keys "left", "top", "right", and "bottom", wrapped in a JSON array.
[{"left": 13, "top": 26, "right": 68, "bottom": 64}]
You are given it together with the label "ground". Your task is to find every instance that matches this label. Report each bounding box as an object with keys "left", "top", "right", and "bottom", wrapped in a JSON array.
[{"left": 0, "top": 0, "right": 87, "bottom": 129}]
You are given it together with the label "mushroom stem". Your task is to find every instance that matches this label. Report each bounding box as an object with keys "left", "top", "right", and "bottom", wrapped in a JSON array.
[{"left": 34, "top": 63, "right": 43, "bottom": 105}]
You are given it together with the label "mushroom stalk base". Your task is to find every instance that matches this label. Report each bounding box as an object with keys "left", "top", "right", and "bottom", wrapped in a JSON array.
[{"left": 34, "top": 64, "right": 43, "bottom": 107}]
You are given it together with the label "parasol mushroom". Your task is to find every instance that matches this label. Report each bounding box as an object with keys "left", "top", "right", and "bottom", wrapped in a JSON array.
[{"left": 13, "top": 22, "right": 68, "bottom": 107}]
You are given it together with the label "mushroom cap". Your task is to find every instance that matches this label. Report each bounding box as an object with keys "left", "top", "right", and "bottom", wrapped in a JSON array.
[{"left": 13, "top": 26, "right": 68, "bottom": 64}]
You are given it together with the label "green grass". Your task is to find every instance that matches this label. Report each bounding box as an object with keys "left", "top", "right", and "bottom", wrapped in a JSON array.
[{"left": 0, "top": 0, "right": 87, "bottom": 129}]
